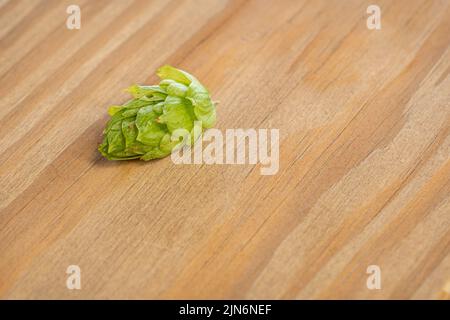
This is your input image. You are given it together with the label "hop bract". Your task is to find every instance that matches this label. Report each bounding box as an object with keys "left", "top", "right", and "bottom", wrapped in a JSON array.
[{"left": 98, "top": 65, "right": 216, "bottom": 160}]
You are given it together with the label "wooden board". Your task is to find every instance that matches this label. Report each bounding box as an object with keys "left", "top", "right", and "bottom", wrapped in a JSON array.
[{"left": 0, "top": 0, "right": 449, "bottom": 299}]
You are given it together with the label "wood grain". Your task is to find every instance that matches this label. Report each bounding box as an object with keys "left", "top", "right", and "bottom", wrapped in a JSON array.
[{"left": 0, "top": 0, "right": 449, "bottom": 299}]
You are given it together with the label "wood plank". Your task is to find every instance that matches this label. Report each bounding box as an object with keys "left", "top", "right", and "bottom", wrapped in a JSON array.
[{"left": 0, "top": 0, "right": 449, "bottom": 299}]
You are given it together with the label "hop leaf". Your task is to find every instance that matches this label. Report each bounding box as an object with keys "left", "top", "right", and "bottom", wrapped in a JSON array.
[{"left": 98, "top": 65, "right": 216, "bottom": 161}]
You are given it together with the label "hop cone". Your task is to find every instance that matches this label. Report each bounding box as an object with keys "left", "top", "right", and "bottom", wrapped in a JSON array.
[{"left": 98, "top": 65, "right": 216, "bottom": 160}]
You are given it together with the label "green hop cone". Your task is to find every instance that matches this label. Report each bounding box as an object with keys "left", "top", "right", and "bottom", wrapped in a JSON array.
[{"left": 98, "top": 65, "right": 217, "bottom": 161}]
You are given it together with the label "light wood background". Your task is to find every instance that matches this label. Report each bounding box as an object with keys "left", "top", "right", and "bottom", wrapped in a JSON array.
[{"left": 0, "top": 0, "right": 449, "bottom": 300}]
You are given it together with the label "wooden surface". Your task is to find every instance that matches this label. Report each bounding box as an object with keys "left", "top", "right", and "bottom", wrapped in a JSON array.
[{"left": 0, "top": 0, "right": 449, "bottom": 300}]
